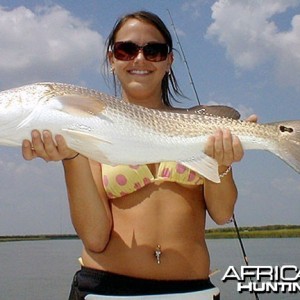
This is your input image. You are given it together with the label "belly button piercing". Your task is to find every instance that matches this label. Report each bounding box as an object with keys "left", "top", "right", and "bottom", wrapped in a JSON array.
[{"left": 154, "top": 245, "right": 162, "bottom": 264}]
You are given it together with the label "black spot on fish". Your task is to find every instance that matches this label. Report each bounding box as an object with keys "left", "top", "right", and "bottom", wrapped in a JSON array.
[{"left": 279, "top": 125, "right": 294, "bottom": 133}]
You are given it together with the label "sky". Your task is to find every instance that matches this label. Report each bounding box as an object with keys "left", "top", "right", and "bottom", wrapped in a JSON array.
[{"left": 0, "top": 0, "right": 299, "bottom": 235}]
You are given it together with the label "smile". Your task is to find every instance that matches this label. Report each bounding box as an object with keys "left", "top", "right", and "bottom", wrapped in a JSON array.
[{"left": 128, "top": 70, "right": 151, "bottom": 75}]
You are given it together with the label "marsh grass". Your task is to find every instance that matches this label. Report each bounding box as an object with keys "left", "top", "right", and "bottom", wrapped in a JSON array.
[
  {"left": 1, "top": 225, "right": 300, "bottom": 242},
  {"left": 205, "top": 225, "right": 300, "bottom": 239}
]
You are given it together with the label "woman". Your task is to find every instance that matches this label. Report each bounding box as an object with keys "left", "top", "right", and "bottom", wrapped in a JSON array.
[{"left": 22, "top": 11, "right": 255, "bottom": 300}]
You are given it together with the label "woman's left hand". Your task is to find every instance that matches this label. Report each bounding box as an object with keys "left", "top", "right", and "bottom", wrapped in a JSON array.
[
  {"left": 204, "top": 114, "right": 258, "bottom": 166},
  {"left": 204, "top": 128, "right": 243, "bottom": 167}
]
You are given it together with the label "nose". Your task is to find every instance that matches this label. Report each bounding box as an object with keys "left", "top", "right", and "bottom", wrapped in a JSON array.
[{"left": 134, "top": 49, "right": 146, "bottom": 61}]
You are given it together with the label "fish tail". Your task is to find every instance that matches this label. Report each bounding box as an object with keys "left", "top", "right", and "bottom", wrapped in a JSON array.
[{"left": 271, "top": 120, "right": 300, "bottom": 173}]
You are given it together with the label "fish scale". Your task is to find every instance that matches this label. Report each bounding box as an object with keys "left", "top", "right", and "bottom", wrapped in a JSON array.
[{"left": 0, "top": 82, "right": 299, "bottom": 183}]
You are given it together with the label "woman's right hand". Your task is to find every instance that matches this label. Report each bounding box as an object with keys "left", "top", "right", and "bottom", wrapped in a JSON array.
[{"left": 22, "top": 130, "right": 78, "bottom": 162}]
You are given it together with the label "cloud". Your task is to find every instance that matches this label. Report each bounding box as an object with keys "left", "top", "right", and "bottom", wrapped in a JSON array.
[
  {"left": 0, "top": 5, "right": 104, "bottom": 89},
  {"left": 0, "top": 149, "right": 64, "bottom": 203},
  {"left": 206, "top": 0, "right": 300, "bottom": 89},
  {"left": 182, "top": 0, "right": 211, "bottom": 18},
  {"left": 0, "top": 148, "right": 72, "bottom": 235},
  {"left": 271, "top": 176, "right": 300, "bottom": 194}
]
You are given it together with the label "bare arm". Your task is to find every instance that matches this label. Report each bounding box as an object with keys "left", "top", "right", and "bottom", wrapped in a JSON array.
[
  {"left": 22, "top": 130, "right": 112, "bottom": 252},
  {"left": 63, "top": 156, "right": 112, "bottom": 252}
]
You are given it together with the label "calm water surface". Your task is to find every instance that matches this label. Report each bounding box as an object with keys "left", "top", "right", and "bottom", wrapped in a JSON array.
[{"left": 1, "top": 238, "right": 299, "bottom": 299}]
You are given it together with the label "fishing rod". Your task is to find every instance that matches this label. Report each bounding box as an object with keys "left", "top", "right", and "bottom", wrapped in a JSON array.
[
  {"left": 232, "top": 214, "right": 260, "bottom": 300},
  {"left": 167, "top": 9, "right": 259, "bottom": 300},
  {"left": 167, "top": 9, "right": 201, "bottom": 105}
]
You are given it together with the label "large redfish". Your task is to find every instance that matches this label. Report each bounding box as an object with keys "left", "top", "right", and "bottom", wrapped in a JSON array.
[{"left": 0, "top": 82, "right": 299, "bottom": 183}]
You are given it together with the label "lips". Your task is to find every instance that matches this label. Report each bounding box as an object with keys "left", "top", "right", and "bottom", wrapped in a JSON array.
[{"left": 128, "top": 70, "right": 151, "bottom": 75}]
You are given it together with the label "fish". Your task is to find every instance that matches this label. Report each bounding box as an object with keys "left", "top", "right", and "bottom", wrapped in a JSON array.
[{"left": 0, "top": 82, "right": 299, "bottom": 183}]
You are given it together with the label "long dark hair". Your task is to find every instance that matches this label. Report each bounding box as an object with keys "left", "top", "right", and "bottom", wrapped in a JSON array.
[{"left": 104, "top": 11, "right": 184, "bottom": 107}]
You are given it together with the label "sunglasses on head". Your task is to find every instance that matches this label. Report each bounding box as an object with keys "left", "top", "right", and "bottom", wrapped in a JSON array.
[{"left": 112, "top": 41, "right": 170, "bottom": 62}]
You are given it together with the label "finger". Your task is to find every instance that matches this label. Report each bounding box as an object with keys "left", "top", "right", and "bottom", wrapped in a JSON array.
[
  {"left": 31, "top": 130, "right": 46, "bottom": 156},
  {"left": 42, "top": 130, "right": 59, "bottom": 158},
  {"left": 55, "top": 134, "right": 69, "bottom": 154},
  {"left": 213, "top": 129, "right": 224, "bottom": 163},
  {"left": 245, "top": 114, "right": 258, "bottom": 123},
  {"left": 232, "top": 135, "right": 244, "bottom": 162},
  {"left": 22, "top": 139, "right": 36, "bottom": 160},
  {"left": 222, "top": 129, "right": 234, "bottom": 165},
  {"left": 55, "top": 134, "right": 79, "bottom": 160}
]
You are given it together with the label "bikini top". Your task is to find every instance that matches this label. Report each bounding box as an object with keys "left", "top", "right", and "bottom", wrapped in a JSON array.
[{"left": 101, "top": 162, "right": 204, "bottom": 199}]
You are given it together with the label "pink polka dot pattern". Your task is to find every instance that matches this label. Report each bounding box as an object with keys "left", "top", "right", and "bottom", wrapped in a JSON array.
[
  {"left": 188, "top": 171, "right": 196, "bottom": 182},
  {"left": 101, "top": 164, "right": 154, "bottom": 199},
  {"left": 161, "top": 168, "right": 171, "bottom": 178},
  {"left": 157, "top": 162, "right": 203, "bottom": 185},
  {"left": 116, "top": 174, "right": 127, "bottom": 186},
  {"left": 101, "top": 162, "right": 203, "bottom": 199},
  {"left": 143, "top": 177, "right": 151, "bottom": 185},
  {"left": 176, "top": 163, "right": 186, "bottom": 174},
  {"left": 134, "top": 182, "right": 141, "bottom": 190}
]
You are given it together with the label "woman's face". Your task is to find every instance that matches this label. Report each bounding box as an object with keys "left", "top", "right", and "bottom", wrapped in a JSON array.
[{"left": 109, "top": 18, "right": 173, "bottom": 105}]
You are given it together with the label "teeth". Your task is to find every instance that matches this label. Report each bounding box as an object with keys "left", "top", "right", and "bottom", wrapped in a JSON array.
[{"left": 130, "top": 70, "right": 149, "bottom": 75}]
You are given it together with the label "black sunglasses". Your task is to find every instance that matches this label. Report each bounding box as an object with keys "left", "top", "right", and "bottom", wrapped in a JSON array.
[{"left": 112, "top": 41, "right": 170, "bottom": 62}]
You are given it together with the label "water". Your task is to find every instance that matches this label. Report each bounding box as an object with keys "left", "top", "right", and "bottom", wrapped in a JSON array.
[
  {"left": 0, "top": 238, "right": 299, "bottom": 299},
  {"left": 0, "top": 239, "right": 82, "bottom": 300}
]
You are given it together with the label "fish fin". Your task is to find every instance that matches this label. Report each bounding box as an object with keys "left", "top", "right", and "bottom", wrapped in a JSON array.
[
  {"left": 63, "top": 128, "right": 112, "bottom": 144},
  {"left": 17, "top": 107, "right": 42, "bottom": 129},
  {"left": 62, "top": 128, "right": 114, "bottom": 163},
  {"left": 187, "top": 105, "right": 241, "bottom": 120},
  {"left": 180, "top": 154, "right": 220, "bottom": 183},
  {"left": 268, "top": 120, "right": 300, "bottom": 173},
  {"left": 54, "top": 95, "right": 107, "bottom": 117}
]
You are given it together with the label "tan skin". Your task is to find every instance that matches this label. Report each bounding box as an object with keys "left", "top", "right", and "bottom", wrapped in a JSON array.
[{"left": 22, "top": 19, "right": 257, "bottom": 280}]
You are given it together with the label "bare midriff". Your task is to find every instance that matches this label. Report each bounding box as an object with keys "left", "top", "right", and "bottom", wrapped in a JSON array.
[{"left": 81, "top": 181, "right": 210, "bottom": 280}]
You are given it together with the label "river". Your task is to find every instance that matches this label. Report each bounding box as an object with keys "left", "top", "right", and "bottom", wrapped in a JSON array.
[{"left": 1, "top": 238, "right": 299, "bottom": 299}]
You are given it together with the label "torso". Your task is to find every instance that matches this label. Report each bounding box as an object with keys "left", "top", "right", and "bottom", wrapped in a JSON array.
[{"left": 82, "top": 164, "right": 210, "bottom": 280}]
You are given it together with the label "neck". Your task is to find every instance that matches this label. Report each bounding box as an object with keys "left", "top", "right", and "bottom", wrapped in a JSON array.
[{"left": 121, "top": 91, "right": 167, "bottom": 109}]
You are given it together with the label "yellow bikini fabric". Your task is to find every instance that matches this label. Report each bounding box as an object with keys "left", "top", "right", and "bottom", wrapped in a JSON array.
[{"left": 102, "top": 162, "right": 203, "bottom": 199}]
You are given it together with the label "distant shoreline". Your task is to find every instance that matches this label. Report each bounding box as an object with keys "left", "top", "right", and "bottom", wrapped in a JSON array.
[
  {"left": 0, "top": 234, "right": 78, "bottom": 242},
  {"left": 205, "top": 224, "right": 300, "bottom": 239},
  {"left": 1, "top": 225, "right": 300, "bottom": 242}
]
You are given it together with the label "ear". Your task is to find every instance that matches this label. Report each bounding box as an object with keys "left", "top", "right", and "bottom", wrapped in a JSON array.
[
  {"left": 166, "top": 52, "right": 174, "bottom": 71},
  {"left": 108, "top": 51, "right": 115, "bottom": 68}
]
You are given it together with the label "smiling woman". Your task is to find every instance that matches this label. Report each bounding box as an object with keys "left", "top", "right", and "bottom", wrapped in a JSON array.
[
  {"left": 20, "top": 10, "right": 252, "bottom": 300},
  {"left": 104, "top": 10, "right": 184, "bottom": 108}
]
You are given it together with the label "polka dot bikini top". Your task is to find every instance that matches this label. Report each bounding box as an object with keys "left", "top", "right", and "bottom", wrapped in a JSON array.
[{"left": 101, "top": 162, "right": 204, "bottom": 199}]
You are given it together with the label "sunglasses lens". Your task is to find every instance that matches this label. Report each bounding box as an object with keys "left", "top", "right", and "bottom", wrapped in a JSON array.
[
  {"left": 143, "top": 43, "right": 169, "bottom": 62},
  {"left": 113, "top": 42, "right": 169, "bottom": 62},
  {"left": 113, "top": 42, "right": 138, "bottom": 61}
]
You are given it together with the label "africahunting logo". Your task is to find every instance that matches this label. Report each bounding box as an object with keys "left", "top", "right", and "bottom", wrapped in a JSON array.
[{"left": 222, "top": 265, "right": 300, "bottom": 294}]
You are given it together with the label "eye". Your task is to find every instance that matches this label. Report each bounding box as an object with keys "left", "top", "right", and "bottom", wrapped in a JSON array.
[{"left": 279, "top": 125, "right": 294, "bottom": 133}]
